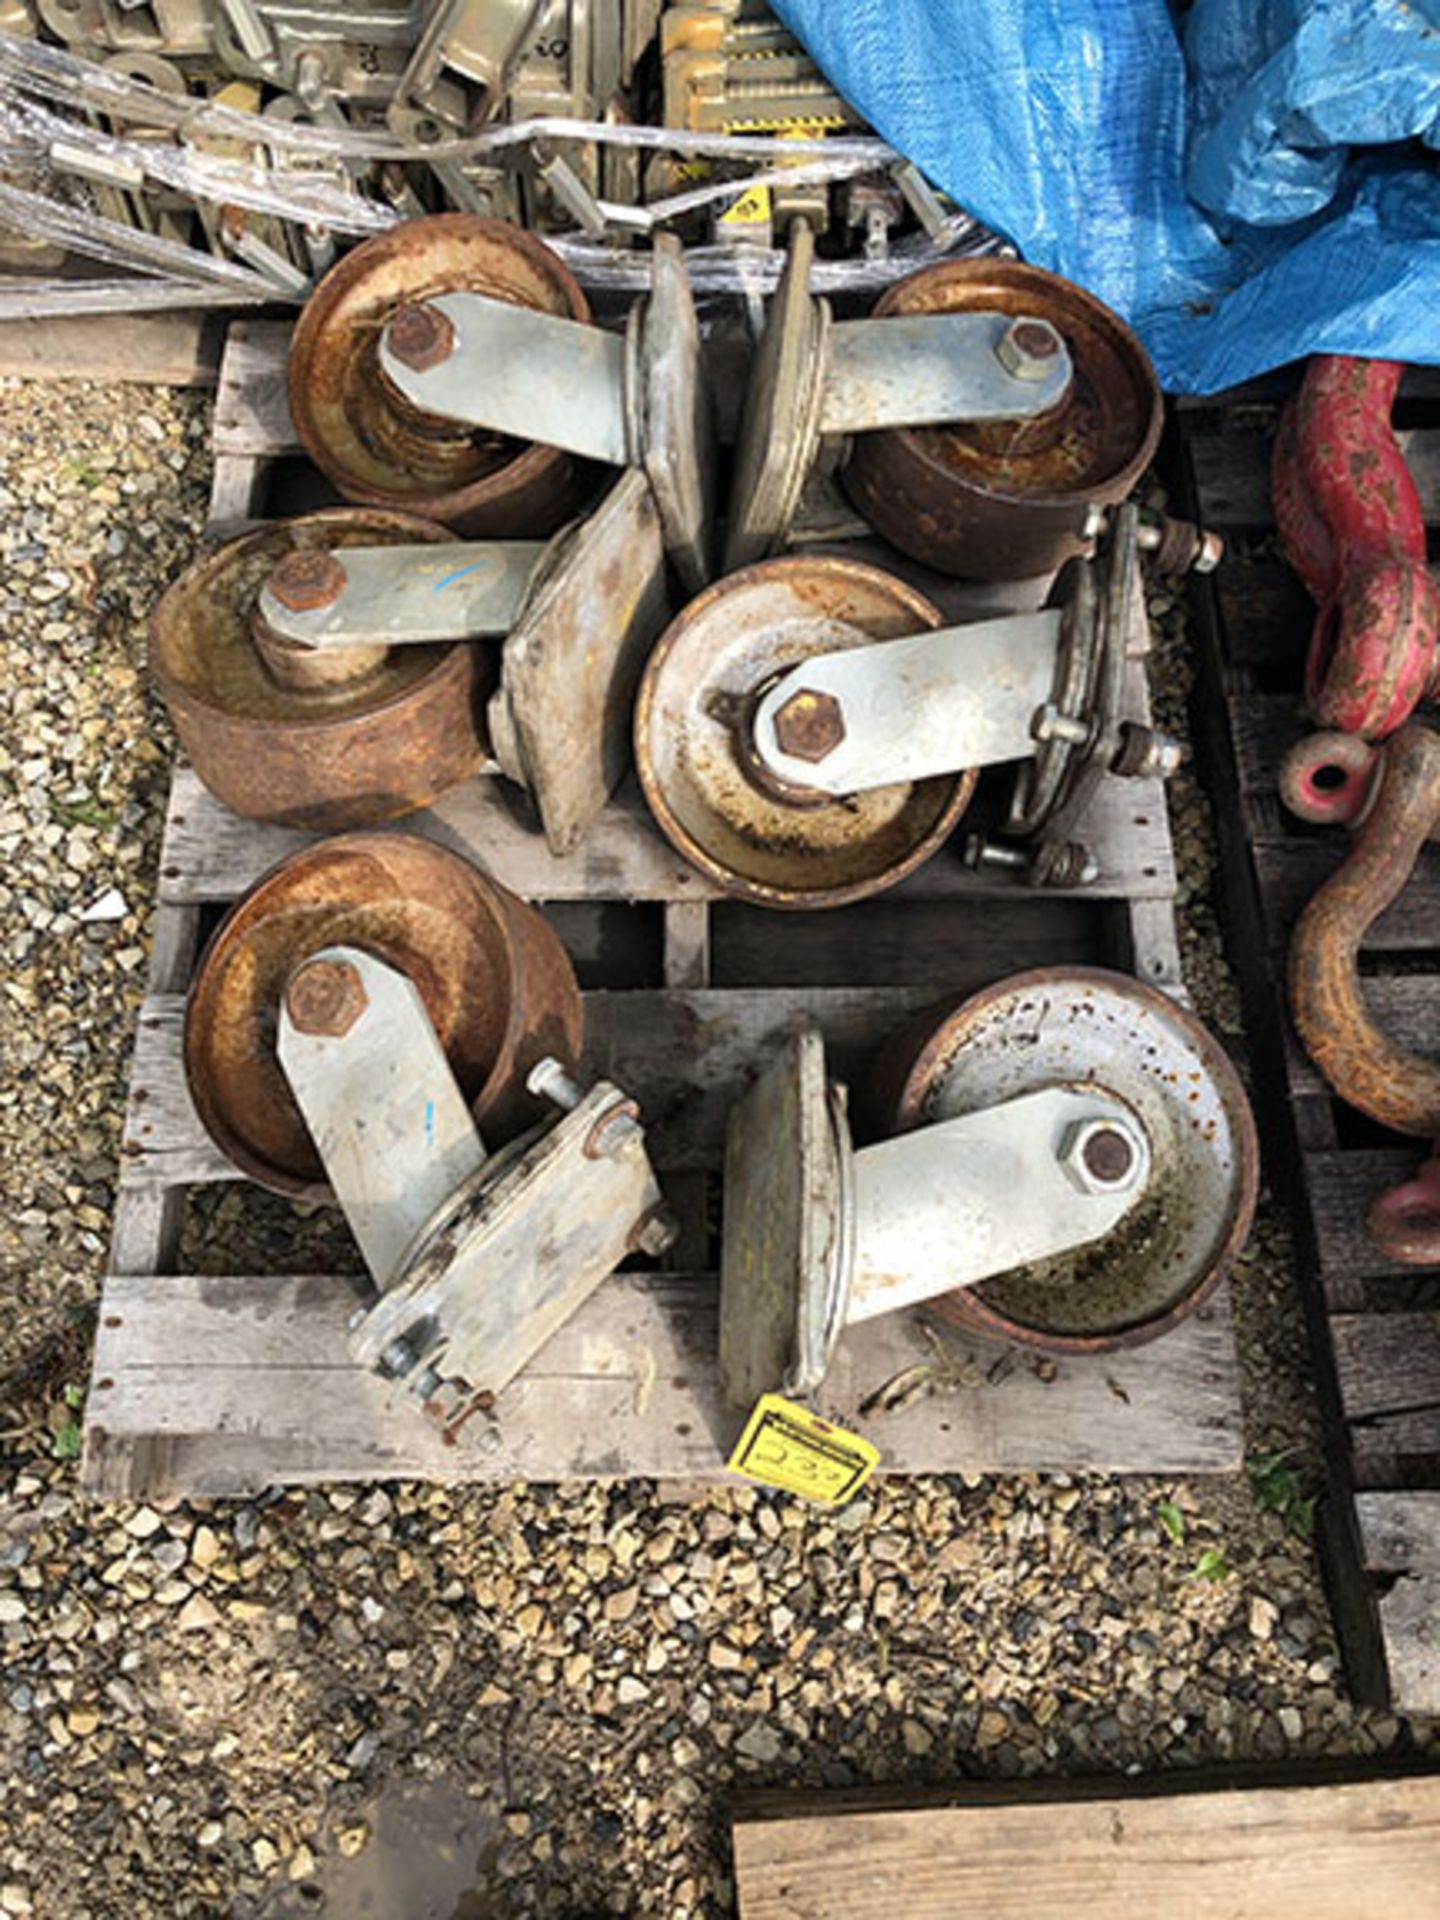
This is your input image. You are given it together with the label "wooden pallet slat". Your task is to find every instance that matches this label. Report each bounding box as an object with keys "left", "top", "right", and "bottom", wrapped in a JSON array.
[{"left": 731, "top": 1776, "right": 1440, "bottom": 1920}]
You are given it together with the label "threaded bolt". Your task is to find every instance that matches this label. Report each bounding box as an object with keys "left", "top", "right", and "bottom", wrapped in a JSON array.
[
  {"left": 387, "top": 302, "right": 456, "bottom": 373},
  {"left": 285, "top": 955, "right": 367, "bottom": 1037},
  {"left": 267, "top": 548, "right": 347, "bottom": 614},
  {"left": 772, "top": 686, "right": 846, "bottom": 763},
  {"left": 995, "top": 315, "right": 1064, "bottom": 381}
]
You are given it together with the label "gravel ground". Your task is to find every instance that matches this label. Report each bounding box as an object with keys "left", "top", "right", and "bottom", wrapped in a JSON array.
[{"left": 1, "top": 381, "right": 1432, "bottom": 1920}]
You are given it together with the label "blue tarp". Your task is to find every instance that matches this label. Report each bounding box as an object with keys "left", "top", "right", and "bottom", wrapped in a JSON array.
[{"left": 771, "top": 0, "right": 1440, "bottom": 393}]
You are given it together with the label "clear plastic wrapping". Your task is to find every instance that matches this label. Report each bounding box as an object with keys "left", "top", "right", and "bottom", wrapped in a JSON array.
[{"left": 0, "top": 20, "right": 996, "bottom": 317}]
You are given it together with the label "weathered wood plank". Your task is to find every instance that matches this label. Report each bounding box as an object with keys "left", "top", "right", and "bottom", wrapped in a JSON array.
[
  {"left": 79, "top": 1270, "right": 1240, "bottom": 1498},
  {"left": 1253, "top": 839, "right": 1440, "bottom": 949},
  {"left": 663, "top": 900, "right": 711, "bottom": 989},
  {"left": 732, "top": 1776, "right": 1440, "bottom": 1920},
  {"left": 1331, "top": 1312, "right": 1440, "bottom": 1423},
  {"left": 157, "top": 765, "right": 1177, "bottom": 908},
  {"left": 1191, "top": 419, "right": 1440, "bottom": 527},
  {"left": 0, "top": 308, "right": 222, "bottom": 386},
  {"left": 1213, "top": 561, "right": 1313, "bottom": 677},
  {"left": 1301, "top": 1149, "right": 1440, "bottom": 1289},
  {"left": 1350, "top": 1408, "right": 1440, "bottom": 1471},
  {"left": 1357, "top": 1491, "right": 1440, "bottom": 1573},
  {"left": 118, "top": 984, "right": 951, "bottom": 1189},
  {"left": 1377, "top": 1574, "right": 1440, "bottom": 1716},
  {"left": 211, "top": 318, "right": 296, "bottom": 456}
]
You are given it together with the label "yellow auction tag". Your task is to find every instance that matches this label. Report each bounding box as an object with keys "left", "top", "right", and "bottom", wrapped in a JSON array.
[
  {"left": 727, "top": 1394, "right": 879, "bottom": 1506},
  {"left": 719, "top": 183, "right": 772, "bottom": 227}
]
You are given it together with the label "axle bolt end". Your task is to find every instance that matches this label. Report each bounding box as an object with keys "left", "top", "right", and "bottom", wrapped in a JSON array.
[
  {"left": 1059, "top": 1118, "right": 1143, "bottom": 1196},
  {"left": 285, "top": 955, "right": 367, "bottom": 1038},
  {"left": 772, "top": 686, "right": 846, "bottom": 763},
  {"left": 268, "top": 547, "right": 347, "bottom": 613},
  {"left": 996, "top": 315, "right": 1064, "bottom": 382},
  {"left": 387, "top": 301, "right": 456, "bottom": 373}
]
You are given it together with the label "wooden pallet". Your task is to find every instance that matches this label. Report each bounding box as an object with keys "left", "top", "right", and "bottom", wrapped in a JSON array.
[
  {"left": 1179, "top": 381, "right": 1440, "bottom": 1715},
  {"left": 731, "top": 1771, "right": 1440, "bottom": 1918},
  {"left": 78, "top": 321, "right": 1242, "bottom": 1500}
]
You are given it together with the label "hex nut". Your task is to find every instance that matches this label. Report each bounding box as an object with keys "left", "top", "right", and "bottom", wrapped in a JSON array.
[
  {"left": 267, "top": 548, "right": 348, "bottom": 613},
  {"left": 583, "top": 1100, "right": 644, "bottom": 1160},
  {"left": 995, "top": 315, "right": 1064, "bottom": 382},
  {"left": 1113, "top": 722, "right": 1185, "bottom": 782},
  {"left": 284, "top": 956, "right": 368, "bottom": 1038},
  {"left": 1059, "top": 1118, "right": 1142, "bottom": 1196},
  {"left": 629, "top": 1204, "right": 680, "bottom": 1258},
  {"left": 387, "top": 301, "right": 456, "bottom": 373},
  {"left": 772, "top": 687, "right": 846, "bottom": 763}
]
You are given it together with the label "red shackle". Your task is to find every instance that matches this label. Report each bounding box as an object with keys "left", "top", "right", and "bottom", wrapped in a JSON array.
[{"left": 1273, "top": 357, "right": 1439, "bottom": 740}]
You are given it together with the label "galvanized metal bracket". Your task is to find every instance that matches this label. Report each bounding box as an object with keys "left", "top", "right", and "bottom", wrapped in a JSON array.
[
  {"left": 278, "top": 945, "right": 674, "bottom": 1448},
  {"left": 376, "top": 233, "right": 716, "bottom": 588},
  {"left": 255, "top": 468, "right": 669, "bottom": 858},
  {"left": 751, "top": 607, "right": 1064, "bottom": 794},
  {"left": 719, "top": 1027, "right": 1150, "bottom": 1406},
  {"left": 744, "top": 514, "right": 1180, "bottom": 885},
  {"left": 724, "top": 220, "right": 1075, "bottom": 571}
]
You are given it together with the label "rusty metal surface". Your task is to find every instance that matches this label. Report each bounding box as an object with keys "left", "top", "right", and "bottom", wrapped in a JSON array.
[
  {"left": 870, "top": 966, "right": 1258, "bottom": 1353},
  {"left": 151, "top": 508, "right": 493, "bottom": 830},
  {"left": 634, "top": 553, "right": 976, "bottom": 909},
  {"left": 843, "top": 258, "right": 1161, "bottom": 581},
  {"left": 1290, "top": 724, "right": 1440, "bottom": 1139},
  {"left": 184, "top": 832, "right": 582, "bottom": 1197},
  {"left": 287, "top": 214, "right": 593, "bottom": 538},
  {"left": 1273, "top": 356, "right": 1439, "bottom": 739}
]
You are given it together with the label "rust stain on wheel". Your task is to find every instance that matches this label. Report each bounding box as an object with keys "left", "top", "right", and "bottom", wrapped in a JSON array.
[
  {"left": 151, "top": 508, "right": 492, "bottom": 831},
  {"left": 844, "top": 259, "right": 1162, "bottom": 581},
  {"left": 634, "top": 554, "right": 976, "bottom": 909},
  {"left": 288, "top": 214, "right": 592, "bottom": 537},
  {"left": 869, "top": 966, "right": 1258, "bottom": 1352},
  {"left": 184, "top": 833, "right": 582, "bottom": 1197}
]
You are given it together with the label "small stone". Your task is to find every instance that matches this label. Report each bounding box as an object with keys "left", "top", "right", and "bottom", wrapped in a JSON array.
[
  {"left": 605, "top": 1585, "right": 640, "bottom": 1624},
  {"left": 289, "top": 1845, "right": 316, "bottom": 1881},
  {"left": 252, "top": 1838, "right": 277, "bottom": 1872},
  {"left": 338, "top": 1824, "right": 370, "bottom": 1858},
  {"left": 514, "top": 1603, "right": 544, "bottom": 1638},
  {"left": 176, "top": 1594, "right": 221, "bottom": 1634},
  {"left": 616, "top": 1676, "right": 650, "bottom": 1706},
  {"left": 1249, "top": 1596, "right": 1279, "bottom": 1641},
  {"left": 190, "top": 1526, "right": 223, "bottom": 1570},
  {"left": 78, "top": 887, "right": 127, "bottom": 923},
  {"left": 735, "top": 1723, "right": 782, "bottom": 1764},
  {"left": 66, "top": 1705, "right": 99, "bottom": 1736},
  {"left": 978, "top": 1710, "right": 1009, "bottom": 1745},
  {"left": 672, "top": 1736, "right": 701, "bottom": 1768},
  {"left": 1, "top": 1887, "right": 33, "bottom": 1916},
  {"left": 902, "top": 1719, "right": 933, "bottom": 1755},
  {"left": 709, "top": 1640, "right": 744, "bottom": 1671},
  {"left": 198, "top": 1822, "right": 224, "bottom": 1849},
  {"left": 0, "top": 1595, "right": 27, "bottom": 1624},
  {"left": 1279, "top": 1706, "right": 1304, "bottom": 1741},
  {"left": 123, "top": 1507, "right": 164, "bottom": 1540}
]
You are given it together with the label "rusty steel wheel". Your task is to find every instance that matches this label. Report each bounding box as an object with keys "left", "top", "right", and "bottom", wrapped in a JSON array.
[
  {"left": 844, "top": 259, "right": 1162, "bottom": 581},
  {"left": 185, "top": 833, "right": 582, "bottom": 1198},
  {"left": 150, "top": 508, "right": 492, "bottom": 831},
  {"left": 288, "top": 214, "right": 592, "bottom": 537},
  {"left": 634, "top": 554, "right": 976, "bottom": 909},
  {"left": 868, "top": 967, "right": 1258, "bottom": 1352}
]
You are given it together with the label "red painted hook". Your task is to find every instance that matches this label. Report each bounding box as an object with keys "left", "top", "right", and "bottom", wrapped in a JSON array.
[{"left": 1273, "top": 357, "right": 1440, "bottom": 739}]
